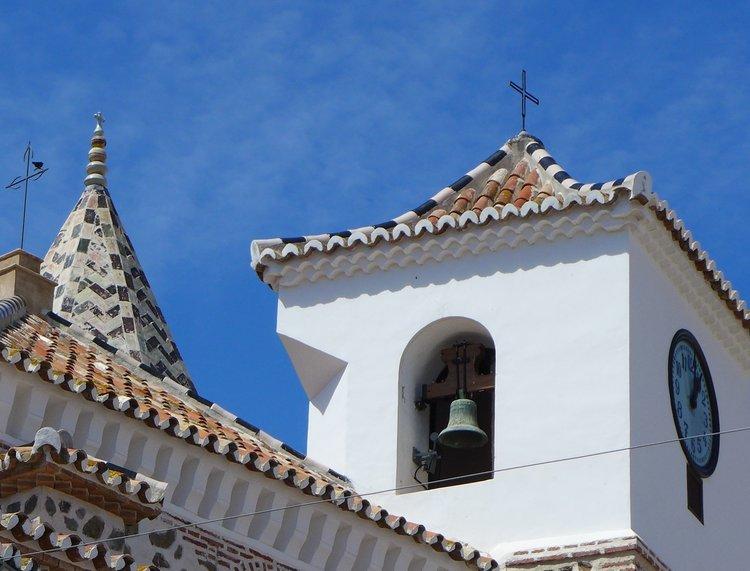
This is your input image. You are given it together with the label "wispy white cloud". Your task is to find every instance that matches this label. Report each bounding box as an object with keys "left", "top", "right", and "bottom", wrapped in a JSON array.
[{"left": 0, "top": 2, "right": 747, "bottom": 448}]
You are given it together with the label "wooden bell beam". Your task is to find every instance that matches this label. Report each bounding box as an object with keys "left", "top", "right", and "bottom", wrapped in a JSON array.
[{"left": 419, "top": 343, "right": 495, "bottom": 403}]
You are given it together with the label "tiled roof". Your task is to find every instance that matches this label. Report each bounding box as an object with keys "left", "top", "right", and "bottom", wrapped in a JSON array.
[
  {"left": 0, "top": 427, "right": 166, "bottom": 524},
  {"left": 251, "top": 131, "right": 650, "bottom": 277},
  {"left": 0, "top": 312, "right": 498, "bottom": 569},
  {"left": 42, "top": 114, "right": 194, "bottom": 389},
  {"left": 0, "top": 511, "right": 159, "bottom": 570},
  {"left": 250, "top": 132, "right": 750, "bottom": 338}
]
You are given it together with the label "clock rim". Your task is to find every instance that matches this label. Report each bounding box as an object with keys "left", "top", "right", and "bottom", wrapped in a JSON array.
[{"left": 667, "top": 329, "right": 720, "bottom": 478}]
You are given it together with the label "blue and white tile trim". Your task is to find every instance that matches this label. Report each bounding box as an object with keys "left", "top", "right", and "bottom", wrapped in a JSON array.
[
  {"left": 261, "top": 143, "right": 513, "bottom": 247},
  {"left": 525, "top": 140, "right": 650, "bottom": 195},
  {"left": 251, "top": 131, "right": 651, "bottom": 274}
]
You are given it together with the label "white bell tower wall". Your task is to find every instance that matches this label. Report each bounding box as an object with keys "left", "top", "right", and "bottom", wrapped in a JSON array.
[
  {"left": 628, "top": 230, "right": 750, "bottom": 570},
  {"left": 276, "top": 226, "right": 634, "bottom": 558}
]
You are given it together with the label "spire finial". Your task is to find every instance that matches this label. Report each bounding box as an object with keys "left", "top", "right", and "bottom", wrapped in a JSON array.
[
  {"left": 84, "top": 112, "right": 107, "bottom": 188},
  {"left": 94, "top": 111, "right": 105, "bottom": 133}
]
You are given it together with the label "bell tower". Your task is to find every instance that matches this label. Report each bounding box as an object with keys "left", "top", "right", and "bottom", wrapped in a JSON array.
[{"left": 252, "top": 131, "right": 750, "bottom": 568}]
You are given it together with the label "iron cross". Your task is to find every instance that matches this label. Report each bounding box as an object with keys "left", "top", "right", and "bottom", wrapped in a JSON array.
[
  {"left": 509, "top": 69, "right": 540, "bottom": 131},
  {"left": 5, "top": 142, "right": 49, "bottom": 249}
]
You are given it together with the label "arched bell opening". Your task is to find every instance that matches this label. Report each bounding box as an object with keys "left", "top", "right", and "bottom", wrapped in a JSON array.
[{"left": 396, "top": 317, "right": 495, "bottom": 492}]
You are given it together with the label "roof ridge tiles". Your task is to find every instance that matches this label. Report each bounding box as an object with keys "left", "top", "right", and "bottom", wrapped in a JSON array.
[
  {"left": 42, "top": 311, "right": 189, "bottom": 396},
  {"left": 1, "top": 428, "right": 168, "bottom": 507},
  {"left": 250, "top": 132, "right": 651, "bottom": 282}
]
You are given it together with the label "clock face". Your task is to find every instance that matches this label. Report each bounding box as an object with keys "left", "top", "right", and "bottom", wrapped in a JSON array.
[{"left": 668, "top": 330, "right": 720, "bottom": 477}]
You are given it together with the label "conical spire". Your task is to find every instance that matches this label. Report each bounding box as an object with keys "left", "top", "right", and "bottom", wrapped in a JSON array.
[{"left": 41, "top": 115, "right": 194, "bottom": 389}]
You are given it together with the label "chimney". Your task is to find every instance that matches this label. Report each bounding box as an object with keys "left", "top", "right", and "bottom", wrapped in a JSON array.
[{"left": 0, "top": 250, "right": 56, "bottom": 315}]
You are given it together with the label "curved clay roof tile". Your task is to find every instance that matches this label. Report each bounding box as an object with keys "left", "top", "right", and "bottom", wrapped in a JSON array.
[
  {"left": 450, "top": 187, "right": 476, "bottom": 218},
  {"left": 513, "top": 168, "right": 540, "bottom": 208}
]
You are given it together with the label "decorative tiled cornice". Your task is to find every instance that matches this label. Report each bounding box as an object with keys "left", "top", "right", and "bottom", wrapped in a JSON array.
[
  {"left": 0, "top": 427, "right": 167, "bottom": 509},
  {"left": 0, "top": 316, "right": 498, "bottom": 569},
  {"left": 260, "top": 188, "right": 645, "bottom": 288},
  {"left": 647, "top": 197, "right": 749, "bottom": 330},
  {"left": 0, "top": 511, "right": 159, "bottom": 570},
  {"left": 633, "top": 198, "right": 750, "bottom": 370},
  {"left": 250, "top": 132, "right": 650, "bottom": 284}
]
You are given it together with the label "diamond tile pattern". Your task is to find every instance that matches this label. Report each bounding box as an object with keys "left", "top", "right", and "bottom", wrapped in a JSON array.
[{"left": 40, "top": 122, "right": 193, "bottom": 389}]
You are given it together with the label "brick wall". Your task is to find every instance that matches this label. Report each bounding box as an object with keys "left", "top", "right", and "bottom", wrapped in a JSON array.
[
  {"left": 131, "top": 513, "right": 296, "bottom": 571},
  {"left": 504, "top": 536, "right": 669, "bottom": 571}
]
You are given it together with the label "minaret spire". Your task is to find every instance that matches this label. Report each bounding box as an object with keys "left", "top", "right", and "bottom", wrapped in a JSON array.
[{"left": 84, "top": 112, "right": 107, "bottom": 188}]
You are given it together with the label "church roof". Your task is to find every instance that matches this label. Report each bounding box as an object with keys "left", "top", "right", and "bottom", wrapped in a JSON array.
[
  {"left": 251, "top": 131, "right": 750, "bottom": 338},
  {"left": 251, "top": 131, "right": 651, "bottom": 280},
  {"left": 41, "top": 114, "right": 193, "bottom": 389},
  {"left": 0, "top": 427, "right": 166, "bottom": 524},
  {"left": 0, "top": 309, "right": 498, "bottom": 569}
]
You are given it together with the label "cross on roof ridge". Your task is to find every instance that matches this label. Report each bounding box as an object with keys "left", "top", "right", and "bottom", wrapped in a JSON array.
[{"left": 509, "top": 69, "right": 540, "bottom": 131}]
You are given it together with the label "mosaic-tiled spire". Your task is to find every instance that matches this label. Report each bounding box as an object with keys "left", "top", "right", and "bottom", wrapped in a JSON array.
[{"left": 41, "top": 114, "right": 194, "bottom": 389}]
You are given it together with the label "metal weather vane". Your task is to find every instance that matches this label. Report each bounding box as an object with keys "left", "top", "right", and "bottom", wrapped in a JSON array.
[
  {"left": 509, "top": 69, "right": 540, "bottom": 132},
  {"left": 5, "top": 141, "right": 49, "bottom": 249}
]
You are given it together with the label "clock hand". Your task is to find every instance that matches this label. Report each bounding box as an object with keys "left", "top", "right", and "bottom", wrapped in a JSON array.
[{"left": 689, "top": 356, "right": 700, "bottom": 409}]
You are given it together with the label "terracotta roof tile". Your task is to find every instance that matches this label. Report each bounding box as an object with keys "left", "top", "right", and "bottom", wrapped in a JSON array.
[
  {"left": 533, "top": 182, "right": 555, "bottom": 205},
  {"left": 427, "top": 208, "right": 447, "bottom": 225},
  {"left": 0, "top": 429, "right": 166, "bottom": 525},
  {"left": 449, "top": 187, "right": 476, "bottom": 219},
  {"left": 495, "top": 160, "right": 527, "bottom": 208},
  {"left": 472, "top": 168, "right": 507, "bottom": 214},
  {"left": 512, "top": 168, "right": 539, "bottom": 208},
  {"left": 0, "top": 314, "right": 499, "bottom": 569}
]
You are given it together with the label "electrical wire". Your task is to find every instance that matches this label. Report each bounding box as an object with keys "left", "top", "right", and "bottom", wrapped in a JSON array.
[
  {"left": 7, "top": 425, "right": 750, "bottom": 562},
  {"left": 413, "top": 464, "right": 428, "bottom": 490}
]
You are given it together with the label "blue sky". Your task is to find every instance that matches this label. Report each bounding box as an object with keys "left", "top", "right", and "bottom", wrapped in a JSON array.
[{"left": 0, "top": 3, "right": 747, "bottom": 453}]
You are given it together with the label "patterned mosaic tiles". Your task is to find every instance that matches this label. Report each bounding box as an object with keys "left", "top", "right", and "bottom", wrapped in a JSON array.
[
  {"left": 41, "top": 118, "right": 193, "bottom": 389},
  {"left": 0, "top": 511, "right": 158, "bottom": 570}
]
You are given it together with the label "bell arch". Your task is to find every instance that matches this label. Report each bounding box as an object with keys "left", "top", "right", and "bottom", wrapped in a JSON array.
[{"left": 396, "top": 317, "right": 495, "bottom": 491}]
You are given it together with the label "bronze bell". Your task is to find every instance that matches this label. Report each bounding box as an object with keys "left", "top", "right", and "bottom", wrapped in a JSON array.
[{"left": 437, "top": 397, "right": 488, "bottom": 449}]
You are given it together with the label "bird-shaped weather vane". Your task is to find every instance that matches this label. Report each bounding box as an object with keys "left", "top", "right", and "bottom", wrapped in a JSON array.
[
  {"left": 509, "top": 69, "right": 539, "bottom": 132},
  {"left": 5, "top": 142, "right": 48, "bottom": 249}
]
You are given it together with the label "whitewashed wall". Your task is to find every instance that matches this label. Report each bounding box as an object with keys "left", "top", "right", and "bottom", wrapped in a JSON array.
[
  {"left": 629, "top": 232, "right": 750, "bottom": 570},
  {"left": 277, "top": 229, "right": 634, "bottom": 558},
  {"left": 0, "top": 362, "right": 460, "bottom": 570}
]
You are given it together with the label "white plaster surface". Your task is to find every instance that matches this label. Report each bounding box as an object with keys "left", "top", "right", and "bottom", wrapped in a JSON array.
[
  {"left": 629, "top": 233, "right": 750, "bottom": 570},
  {"left": 278, "top": 230, "right": 634, "bottom": 557},
  {"left": 0, "top": 362, "right": 464, "bottom": 570}
]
